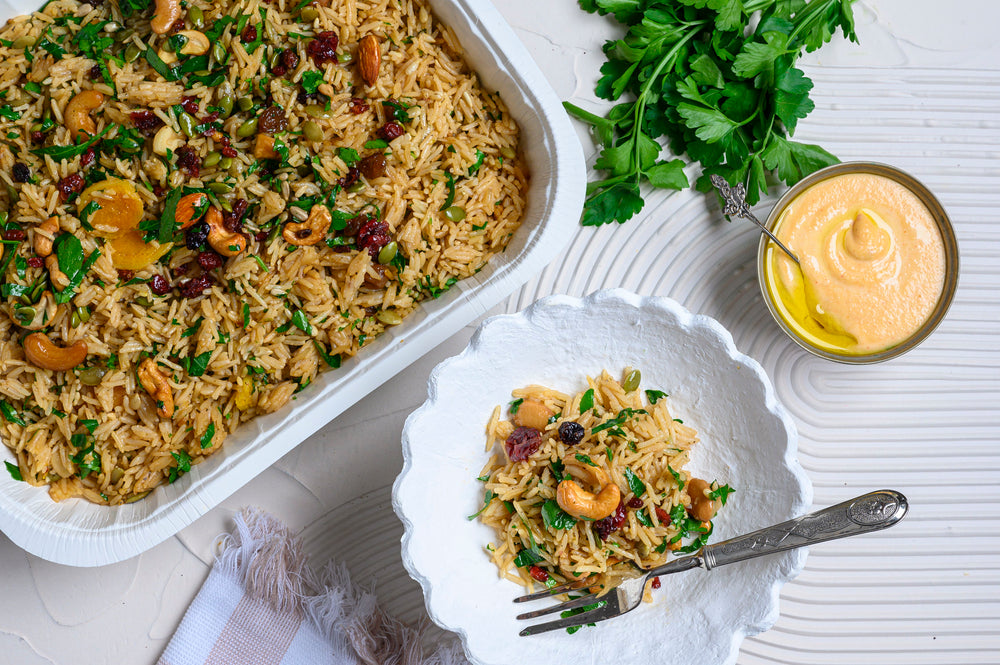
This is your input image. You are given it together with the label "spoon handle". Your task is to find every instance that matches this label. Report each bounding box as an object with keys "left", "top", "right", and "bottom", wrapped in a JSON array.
[
  {"left": 710, "top": 174, "right": 800, "bottom": 265},
  {"left": 701, "top": 490, "right": 908, "bottom": 570}
]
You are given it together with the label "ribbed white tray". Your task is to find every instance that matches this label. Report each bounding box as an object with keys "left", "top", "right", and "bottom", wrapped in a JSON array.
[{"left": 0, "top": 0, "right": 586, "bottom": 566}]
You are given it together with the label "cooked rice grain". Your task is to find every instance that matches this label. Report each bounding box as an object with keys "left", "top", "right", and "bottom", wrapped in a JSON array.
[{"left": 0, "top": 0, "right": 526, "bottom": 504}]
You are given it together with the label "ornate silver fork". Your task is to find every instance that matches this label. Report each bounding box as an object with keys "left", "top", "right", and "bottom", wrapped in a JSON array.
[{"left": 515, "top": 489, "right": 907, "bottom": 636}]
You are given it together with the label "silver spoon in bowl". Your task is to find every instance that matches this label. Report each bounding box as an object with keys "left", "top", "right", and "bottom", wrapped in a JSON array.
[{"left": 710, "top": 174, "right": 800, "bottom": 264}]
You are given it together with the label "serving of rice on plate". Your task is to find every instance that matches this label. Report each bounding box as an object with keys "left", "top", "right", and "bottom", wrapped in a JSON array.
[
  {"left": 0, "top": 0, "right": 526, "bottom": 504},
  {"left": 476, "top": 369, "right": 734, "bottom": 596}
]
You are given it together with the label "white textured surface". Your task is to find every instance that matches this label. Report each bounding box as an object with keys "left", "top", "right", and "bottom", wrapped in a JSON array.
[
  {"left": 394, "top": 290, "right": 811, "bottom": 665},
  {"left": 0, "top": 0, "right": 586, "bottom": 566},
  {"left": 1, "top": 0, "right": 999, "bottom": 663}
]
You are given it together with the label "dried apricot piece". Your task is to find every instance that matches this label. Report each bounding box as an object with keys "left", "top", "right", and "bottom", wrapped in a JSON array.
[{"left": 78, "top": 179, "right": 144, "bottom": 239}]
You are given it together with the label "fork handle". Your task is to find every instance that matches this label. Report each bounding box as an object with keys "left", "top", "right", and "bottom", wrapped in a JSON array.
[{"left": 701, "top": 489, "right": 908, "bottom": 570}]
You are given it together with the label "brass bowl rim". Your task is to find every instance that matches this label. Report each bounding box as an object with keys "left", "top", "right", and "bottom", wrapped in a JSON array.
[{"left": 756, "top": 161, "right": 960, "bottom": 365}]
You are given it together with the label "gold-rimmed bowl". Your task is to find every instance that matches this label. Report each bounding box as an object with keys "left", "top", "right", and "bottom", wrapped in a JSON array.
[{"left": 757, "top": 162, "right": 959, "bottom": 364}]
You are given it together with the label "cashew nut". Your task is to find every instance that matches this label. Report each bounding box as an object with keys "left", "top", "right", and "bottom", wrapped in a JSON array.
[
  {"left": 150, "top": 0, "right": 183, "bottom": 35},
  {"left": 686, "top": 478, "right": 721, "bottom": 522},
  {"left": 205, "top": 206, "right": 247, "bottom": 257},
  {"left": 138, "top": 358, "right": 174, "bottom": 418},
  {"left": 282, "top": 204, "right": 330, "bottom": 246},
  {"left": 64, "top": 90, "right": 105, "bottom": 142},
  {"left": 46, "top": 255, "right": 69, "bottom": 290},
  {"left": 33, "top": 216, "right": 59, "bottom": 257},
  {"left": 176, "top": 30, "right": 209, "bottom": 55},
  {"left": 562, "top": 460, "right": 610, "bottom": 488},
  {"left": 556, "top": 478, "right": 620, "bottom": 521},
  {"left": 23, "top": 332, "right": 88, "bottom": 371},
  {"left": 17, "top": 290, "right": 59, "bottom": 331},
  {"left": 152, "top": 125, "right": 183, "bottom": 156},
  {"left": 513, "top": 398, "right": 554, "bottom": 431}
]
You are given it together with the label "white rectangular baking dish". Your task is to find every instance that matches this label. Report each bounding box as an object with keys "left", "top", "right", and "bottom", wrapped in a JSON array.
[{"left": 0, "top": 0, "right": 585, "bottom": 566}]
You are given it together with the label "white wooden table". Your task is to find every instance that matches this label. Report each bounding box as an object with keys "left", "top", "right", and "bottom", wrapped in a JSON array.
[{"left": 2, "top": 1, "right": 998, "bottom": 663}]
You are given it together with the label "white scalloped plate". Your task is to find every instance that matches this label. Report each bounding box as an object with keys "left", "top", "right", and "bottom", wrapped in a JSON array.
[
  {"left": 0, "top": 0, "right": 585, "bottom": 566},
  {"left": 393, "top": 289, "right": 812, "bottom": 665}
]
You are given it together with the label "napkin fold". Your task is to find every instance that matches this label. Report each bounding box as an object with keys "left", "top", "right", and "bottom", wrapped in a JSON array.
[{"left": 158, "top": 507, "right": 466, "bottom": 665}]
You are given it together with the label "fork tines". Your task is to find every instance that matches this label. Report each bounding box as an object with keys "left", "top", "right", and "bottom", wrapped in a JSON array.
[{"left": 517, "top": 594, "right": 620, "bottom": 637}]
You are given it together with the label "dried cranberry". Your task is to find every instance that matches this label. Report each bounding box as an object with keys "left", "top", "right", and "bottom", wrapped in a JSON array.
[
  {"left": 197, "top": 251, "right": 224, "bottom": 271},
  {"left": 179, "top": 273, "right": 214, "bottom": 298},
  {"left": 170, "top": 18, "right": 185, "bottom": 33},
  {"left": 258, "top": 106, "right": 287, "bottom": 134},
  {"left": 306, "top": 31, "right": 339, "bottom": 66},
  {"left": 558, "top": 422, "right": 585, "bottom": 445},
  {"left": 200, "top": 112, "right": 219, "bottom": 130},
  {"left": 272, "top": 63, "right": 287, "bottom": 77},
  {"left": 529, "top": 566, "right": 549, "bottom": 583},
  {"left": 348, "top": 98, "right": 369, "bottom": 114},
  {"left": 80, "top": 148, "right": 95, "bottom": 168},
  {"left": 504, "top": 426, "right": 541, "bottom": 462},
  {"left": 358, "top": 153, "right": 386, "bottom": 179},
  {"left": 181, "top": 96, "right": 200, "bottom": 115},
  {"left": 30, "top": 130, "right": 43, "bottom": 143},
  {"left": 255, "top": 230, "right": 269, "bottom": 242},
  {"left": 148, "top": 274, "right": 171, "bottom": 295},
  {"left": 378, "top": 122, "right": 404, "bottom": 141},
  {"left": 363, "top": 305, "right": 379, "bottom": 317},
  {"left": 241, "top": 24, "right": 258, "bottom": 43},
  {"left": 130, "top": 110, "right": 163, "bottom": 134},
  {"left": 152, "top": 185, "right": 168, "bottom": 198},
  {"left": 57, "top": 173, "right": 85, "bottom": 201},
  {"left": 627, "top": 496, "right": 644, "bottom": 509},
  {"left": 338, "top": 166, "right": 360, "bottom": 189},
  {"left": 26, "top": 256, "right": 44, "bottom": 268},
  {"left": 651, "top": 577, "right": 661, "bottom": 589},
  {"left": 2, "top": 229, "right": 25, "bottom": 241},
  {"left": 89, "top": 64, "right": 102, "bottom": 79},
  {"left": 176, "top": 146, "right": 200, "bottom": 177},
  {"left": 185, "top": 222, "right": 209, "bottom": 249},
  {"left": 655, "top": 507, "right": 671, "bottom": 524},
  {"left": 356, "top": 218, "right": 390, "bottom": 257},
  {"left": 172, "top": 263, "right": 190, "bottom": 276},
  {"left": 117, "top": 269, "right": 135, "bottom": 281},
  {"left": 592, "top": 499, "right": 626, "bottom": 541}
]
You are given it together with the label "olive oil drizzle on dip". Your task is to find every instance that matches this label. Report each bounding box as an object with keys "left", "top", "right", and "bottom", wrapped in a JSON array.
[{"left": 764, "top": 173, "right": 946, "bottom": 355}]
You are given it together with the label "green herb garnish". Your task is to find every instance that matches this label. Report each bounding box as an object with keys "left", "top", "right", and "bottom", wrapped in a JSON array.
[
  {"left": 4, "top": 460, "right": 22, "bottom": 481},
  {"left": 565, "top": 0, "right": 857, "bottom": 225},
  {"left": 542, "top": 499, "right": 577, "bottom": 531},
  {"left": 200, "top": 423, "right": 215, "bottom": 449},
  {"left": 645, "top": 389, "right": 667, "bottom": 404},
  {"left": 578, "top": 388, "right": 594, "bottom": 413},
  {"left": 467, "top": 489, "right": 496, "bottom": 520},
  {"left": 624, "top": 467, "right": 646, "bottom": 497}
]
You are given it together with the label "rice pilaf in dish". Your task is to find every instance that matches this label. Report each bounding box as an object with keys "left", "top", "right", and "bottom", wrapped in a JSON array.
[
  {"left": 476, "top": 370, "right": 733, "bottom": 596},
  {"left": 0, "top": 0, "right": 526, "bottom": 503}
]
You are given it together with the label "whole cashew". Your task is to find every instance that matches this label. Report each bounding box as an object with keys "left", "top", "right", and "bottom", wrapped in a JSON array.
[
  {"left": 556, "top": 478, "right": 620, "bottom": 521},
  {"left": 176, "top": 30, "right": 209, "bottom": 55},
  {"left": 65, "top": 90, "right": 105, "bottom": 142},
  {"left": 282, "top": 204, "right": 330, "bottom": 246},
  {"left": 138, "top": 358, "right": 174, "bottom": 418},
  {"left": 17, "top": 290, "right": 59, "bottom": 331},
  {"left": 46, "top": 255, "right": 69, "bottom": 290},
  {"left": 150, "top": 0, "right": 183, "bottom": 35},
  {"left": 562, "top": 460, "right": 610, "bottom": 488},
  {"left": 33, "top": 217, "right": 59, "bottom": 257},
  {"left": 686, "top": 478, "right": 721, "bottom": 522},
  {"left": 153, "top": 125, "right": 183, "bottom": 156},
  {"left": 205, "top": 206, "right": 247, "bottom": 257},
  {"left": 23, "top": 332, "right": 88, "bottom": 371}
]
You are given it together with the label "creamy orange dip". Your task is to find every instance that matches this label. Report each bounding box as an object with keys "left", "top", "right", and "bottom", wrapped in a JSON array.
[{"left": 764, "top": 173, "right": 946, "bottom": 355}]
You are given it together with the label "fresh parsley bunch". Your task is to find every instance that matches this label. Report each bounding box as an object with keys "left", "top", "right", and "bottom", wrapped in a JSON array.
[{"left": 566, "top": 0, "right": 858, "bottom": 226}]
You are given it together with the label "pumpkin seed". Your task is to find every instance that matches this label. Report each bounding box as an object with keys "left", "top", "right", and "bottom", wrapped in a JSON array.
[
  {"left": 187, "top": 5, "right": 205, "bottom": 29},
  {"left": 78, "top": 366, "right": 106, "bottom": 386},
  {"left": 301, "top": 120, "right": 323, "bottom": 142},
  {"left": 443, "top": 205, "right": 466, "bottom": 222},
  {"left": 207, "top": 181, "right": 233, "bottom": 194},
  {"left": 235, "top": 117, "right": 258, "bottom": 138},
  {"left": 203, "top": 151, "right": 222, "bottom": 168},
  {"left": 622, "top": 369, "right": 641, "bottom": 392},
  {"left": 376, "top": 309, "right": 403, "bottom": 326},
  {"left": 377, "top": 241, "right": 398, "bottom": 265}
]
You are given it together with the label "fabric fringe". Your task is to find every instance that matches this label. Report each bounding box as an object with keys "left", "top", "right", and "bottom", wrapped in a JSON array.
[
  {"left": 215, "top": 507, "right": 468, "bottom": 665},
  {"left": 213, "top": 507, "right": 312, "bottom": 615}
]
